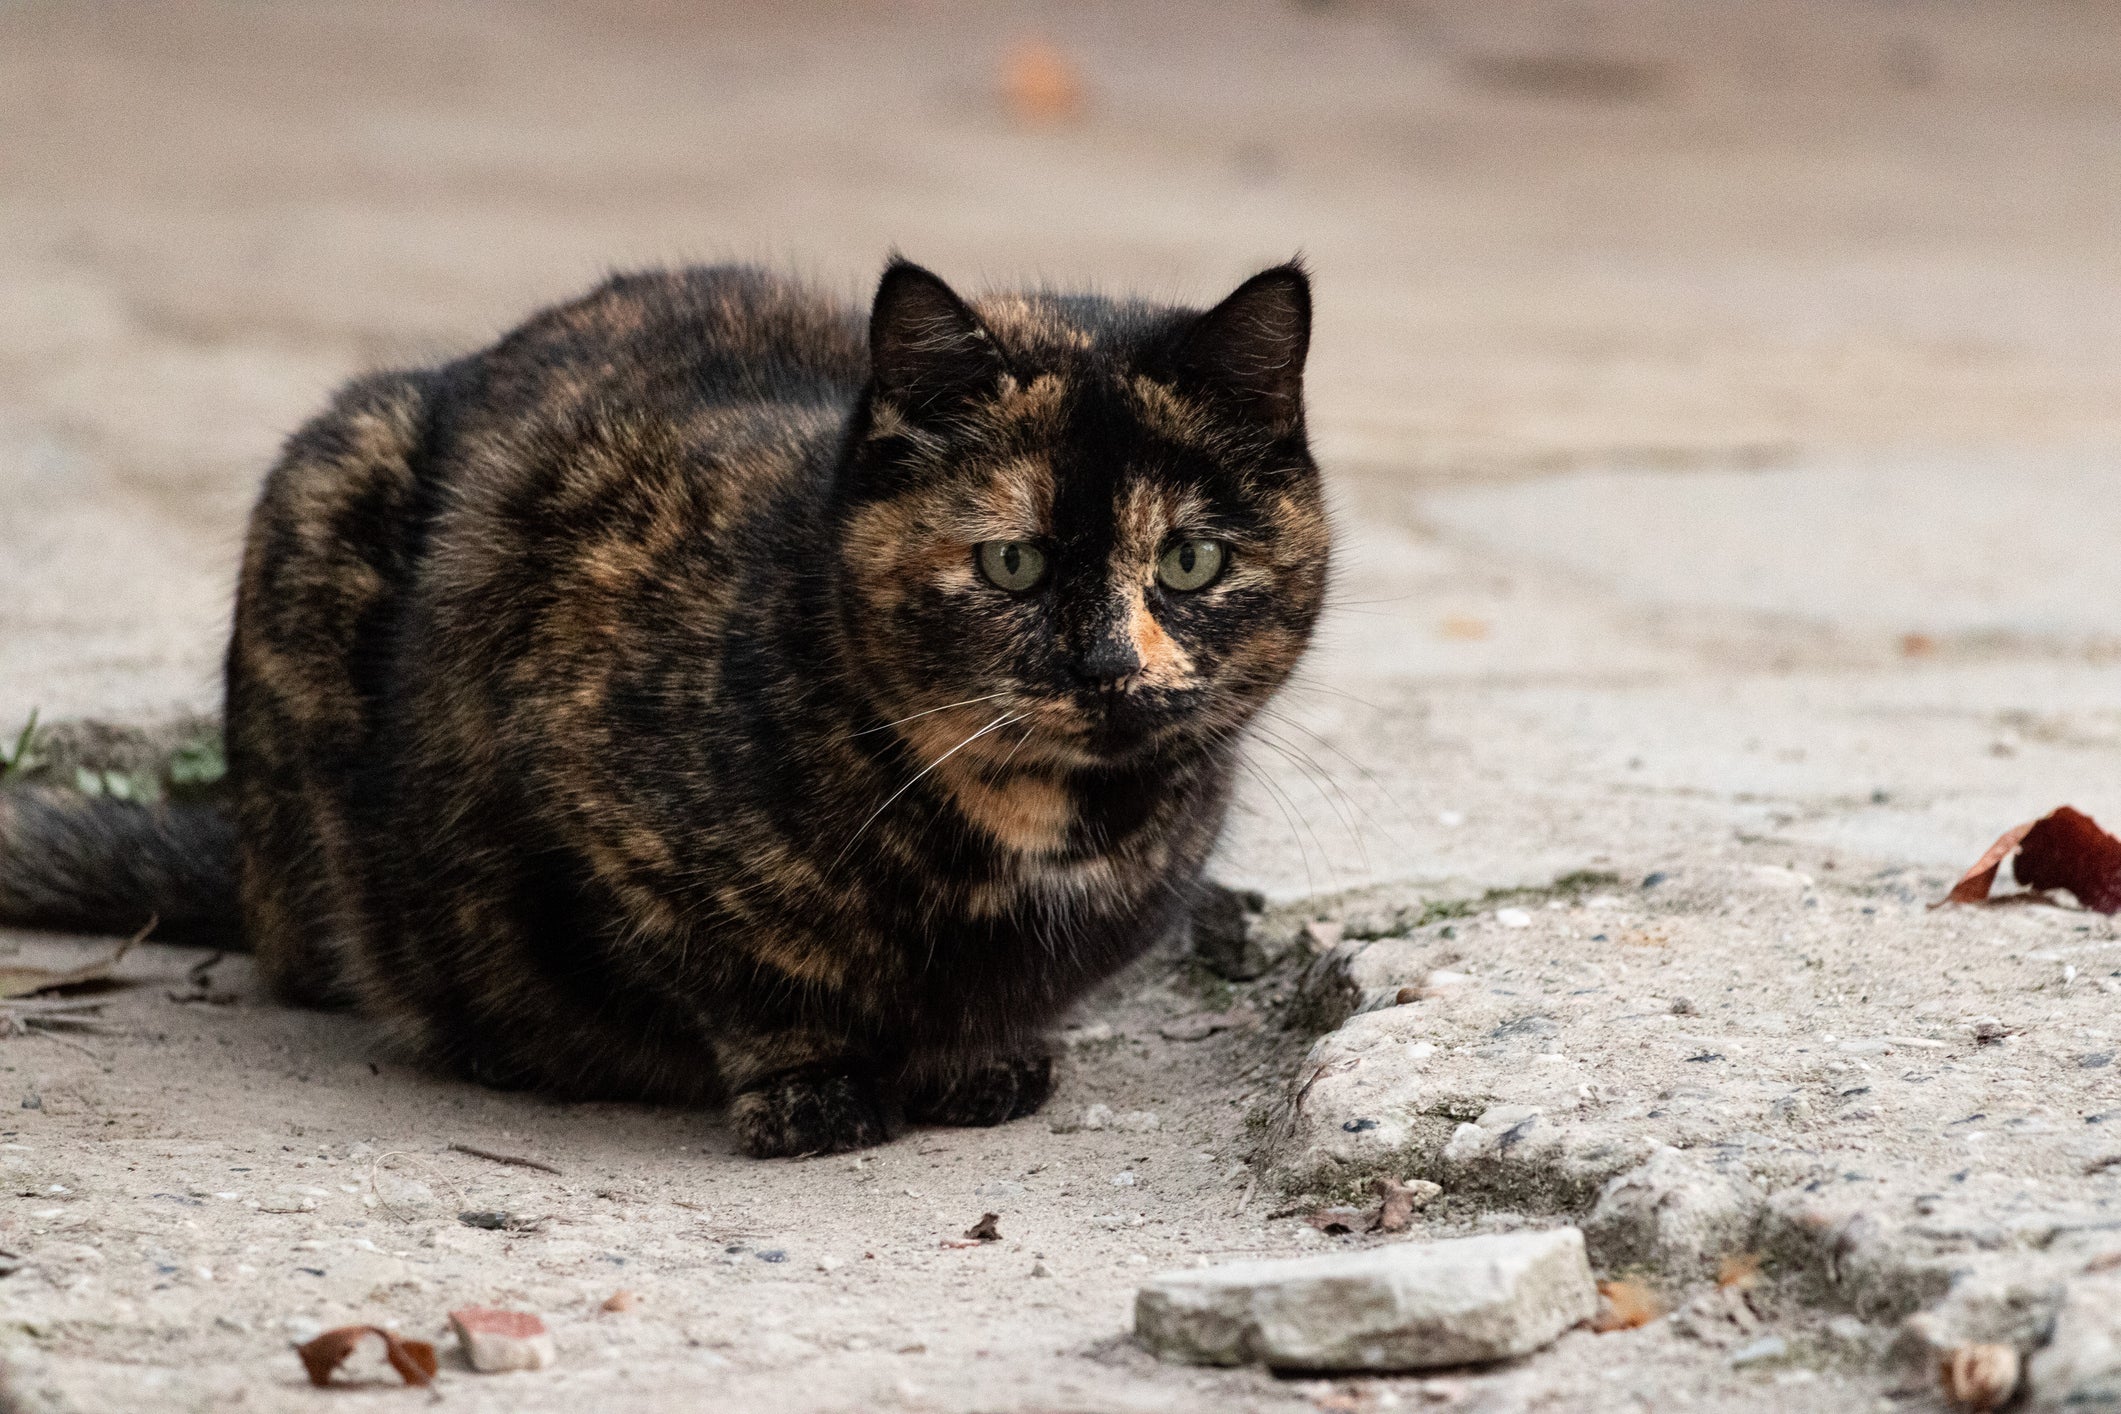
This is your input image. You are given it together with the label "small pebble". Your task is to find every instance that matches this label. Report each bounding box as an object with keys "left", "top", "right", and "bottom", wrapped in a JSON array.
[
  {"left": 601, "top": 1290, "right": 638, "bottom": 1313},
  {"left": 1728, "top": 1334, "right": 1787, "bottom": 1367},
  {"left": 450, "top": 1307, "right": 557, "bottom": 1373},
  {"left": 1111, "top": 1171, "right": 1138, "bottom": 1187},
  {"left": 1495, "top": 908, "right": 1532, "bottom": 928}
]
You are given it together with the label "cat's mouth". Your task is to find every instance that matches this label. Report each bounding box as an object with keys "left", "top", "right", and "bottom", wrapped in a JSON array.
[{"left": 1015, "top": 687, "right": 1202, "bottom": 764}]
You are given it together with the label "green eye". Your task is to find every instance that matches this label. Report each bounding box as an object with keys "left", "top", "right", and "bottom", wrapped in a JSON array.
[
  {"left": 1156, "top": 538, "right": 1225, "bottom": 592},
  {"left": 977, "top": 540, "right": 1048, "bottom": 592}
]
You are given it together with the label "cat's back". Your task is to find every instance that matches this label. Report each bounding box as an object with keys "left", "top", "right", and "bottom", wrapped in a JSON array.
[
  {"left": 466, "top": 265, "right": 868, "bottom": 426},
  {"left": 412, "top": 267, "right": 866, "bottom": 658}
]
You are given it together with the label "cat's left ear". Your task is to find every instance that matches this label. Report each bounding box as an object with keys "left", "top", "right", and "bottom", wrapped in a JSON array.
[
  {"left": 1172, "top": 263, "right": 1311, "bottom": 431},
  {"left": 868, "top": 259, "right": 1005, "bottom": 417}
]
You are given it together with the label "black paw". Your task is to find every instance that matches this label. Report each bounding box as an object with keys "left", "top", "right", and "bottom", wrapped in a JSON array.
[
  {"left": 731, "top": 1066, "right": 890, "bottom": 1158},
  {"left": 904, "top": 1052, "right": 1054, "bottom": 1127}
]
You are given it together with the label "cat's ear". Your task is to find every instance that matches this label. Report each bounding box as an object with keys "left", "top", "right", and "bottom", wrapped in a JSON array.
[
  {"left": 868, "top": 259, "right": 1003, "bottom": 415},
  {"left": 1172, "top": 263, "right": 1311, "bottom": 430}
]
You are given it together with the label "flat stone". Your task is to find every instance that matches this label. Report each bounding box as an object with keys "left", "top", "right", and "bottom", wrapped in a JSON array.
[
  {"left": 449, "top": 1306, "right": 556, "bottom": 1373},
  {"left": 2026, "top": 1274, "right": 2121, "bottom": 1410},
  {"left": 1134, "top": 1227, "right": 1597, "bottom": 1371}
]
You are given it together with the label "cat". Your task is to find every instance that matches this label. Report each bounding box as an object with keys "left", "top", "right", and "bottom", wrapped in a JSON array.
[{"left": 0, "top": 258, "right": 1330, "bottom": 1156}]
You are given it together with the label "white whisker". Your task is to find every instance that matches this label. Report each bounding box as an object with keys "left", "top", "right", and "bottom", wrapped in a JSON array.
[{"left": 833, "top": 711, "right": 1025, "bottom": 870}]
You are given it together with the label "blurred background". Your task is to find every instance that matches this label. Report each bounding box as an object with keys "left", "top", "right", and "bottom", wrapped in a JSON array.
[{"left": 4, "top": 0, "right": 2119, "bottom": 891}]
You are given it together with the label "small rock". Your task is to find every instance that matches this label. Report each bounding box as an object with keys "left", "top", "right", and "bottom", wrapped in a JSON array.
[
  {"left": 1113, "top": 1110, "right": 1162, "bottom": 1134},
  {"left": 1584, "top": 1147, "right": 1763, "bottom": 1275},
  {"left": 1495, "top": 908, "right": 1532, "bottom": 929},
  {"left": 1030, "top": 1260, "right": 1052, "bottom": 1278},
  {"left": 1111, "top": 1171, "right": 1138, "bottom": 1187},
  {"left": 449, "top": 1307, "right": 556, "bottom": 1373},
  {"left": 1442, "top": 1122, "right": 1493, "bottom": 1164},
  {"left": 601, "top": 1290, "right": 638, "bottom": 1312},
  {"left": 1051, "top": 1103, "right": 1115, "bottom": 1134},
  {"left": 1134, "top": 1227, "right": 1598, "bottom": 1370},
  {"left": 1728, "top": 1334, "right": 1787, "bottom": 1367}
]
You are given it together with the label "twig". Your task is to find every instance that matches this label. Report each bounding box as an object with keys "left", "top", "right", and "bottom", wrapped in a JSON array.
[{"left": 448, "top": 1142, "right": 562, "bottom": 1176}]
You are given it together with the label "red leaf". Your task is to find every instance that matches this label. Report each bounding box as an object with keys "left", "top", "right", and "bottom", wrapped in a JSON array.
[
  {"left": 295, "top": 1326, "right": 437, "bottom": 1388},
  {"left": 1940, "top": 807, "right": 2121, "bottom": 913}
]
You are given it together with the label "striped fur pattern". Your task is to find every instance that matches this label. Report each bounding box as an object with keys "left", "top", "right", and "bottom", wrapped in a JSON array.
[{"left": 216, "top": 258, "right": 1327, "bottom": 1156}]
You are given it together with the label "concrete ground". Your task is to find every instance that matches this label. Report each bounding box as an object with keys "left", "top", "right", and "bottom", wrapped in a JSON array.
[{"left": 2, "top": 2, "right": 2118, "bottom": 1410}]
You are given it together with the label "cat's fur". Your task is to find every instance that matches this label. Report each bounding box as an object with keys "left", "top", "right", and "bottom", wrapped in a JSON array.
[{"left": 0, "top": 259, "right": 1328, "bottom": 1156}]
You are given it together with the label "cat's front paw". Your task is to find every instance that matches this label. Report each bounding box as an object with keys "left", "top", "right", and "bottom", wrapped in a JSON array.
[
  {"left": 730, "top": 1066, "right": 890, "bottom": 1158},
  {"left": 904, "top": 1051, "right": 1053, "bottom": 1128}
]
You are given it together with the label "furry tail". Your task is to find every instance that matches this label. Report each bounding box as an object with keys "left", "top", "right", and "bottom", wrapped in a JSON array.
[{"left": 0, "top": 789, "right": 239, "bottom": 946}]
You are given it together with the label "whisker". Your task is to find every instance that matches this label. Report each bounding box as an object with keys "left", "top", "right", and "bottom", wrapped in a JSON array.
[
  {"left": 1258, "top": 705, "right": 1423, "bottom": 844},
  {"left": 1246, "top": 726, "right": 1373, "bottom": 876},
  {"left": 848, "top": 692, "right": 1010, "bottom": 738},
  {"left": 832, "top": 711, "right": 1024, "bottom": 870}
]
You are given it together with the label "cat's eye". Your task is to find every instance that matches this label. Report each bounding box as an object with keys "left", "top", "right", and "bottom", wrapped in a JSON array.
[
  {"left": 1156, "top": 538, "right": 1225, "bottom": 592},
  {"left": 977, "top": 540, "right": 1048, "bottom": 592}
]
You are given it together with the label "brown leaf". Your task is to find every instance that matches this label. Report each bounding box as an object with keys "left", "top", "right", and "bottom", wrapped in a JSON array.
[
  {"left": 963, "top": 1212, "right": 1001, "bottom": 1242},
  {"left": 1715, "top": 1250, "right": 1763, "bottom": 1289},
  {"left": 1305, "top": 1206, "right": 1368, "bottom": 1235},
  {"left": 1940, "top": 806, "right": 2121, "bottom": 912},
  {"left": 1939, "top": 1342, "right": 2019, "bottom": 1411},
  {"left": 1000, "top": 40, "right": 1083, "bottom": 125},
  {"left": 1368, "top": 1176, "right": 1441, "bottom": 1232},
  {"left": 1590, "top": 1278, "right": 1663, "bottom": 1332},
  {"left": 295, "top": 1326, "right": 437, "bottom": 1388},
  {"left": 0, "top": 923, "right": 147, "bottom": 1000}
]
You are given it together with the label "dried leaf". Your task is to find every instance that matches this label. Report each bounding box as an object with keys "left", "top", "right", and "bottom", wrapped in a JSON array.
[
  {"left": 1305, "top": 1206, "right": 1368, "bottom": 1235},
  {"left": 1939, "top": 1342, "right": 2019, "bottom": 1411},
  {"left": 1590, "top": 1278, "right": 1663, "bottom": 1332},
  {"left": 0, "top": 923, "right": 147, "bottom": 1000},
  {"left": 1368, "top": 1176, "right": 1441, "bottom": 1232},
  {"left": 963, "top": 1212, "right": 1001, "bottom": 1242},
  {"left": 1715, "top": 1250, "right": 1763, "bottom": 1289},
  {"left": 295, "top": 1325, "right": 437, "bottom": 1388},
  {"left": 1000, "top": 40, "right": 1083, "bottom": 124},
  {"left": 1940, "top": 806, "right": 2121, "bottom": 912}
]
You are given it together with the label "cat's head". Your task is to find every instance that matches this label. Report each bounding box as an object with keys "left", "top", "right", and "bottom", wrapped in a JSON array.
[{"left": 834, "top": 259, "right": 1328, "bottom": 777}]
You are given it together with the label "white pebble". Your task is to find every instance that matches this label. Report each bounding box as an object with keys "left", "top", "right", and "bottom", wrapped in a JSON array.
[{"left": 1495, "top": 908, "right": 1532, "bottom": 929}]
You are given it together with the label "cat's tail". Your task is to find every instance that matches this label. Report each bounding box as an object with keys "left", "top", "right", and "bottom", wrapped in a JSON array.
[{"left": 0, "top": 789, "right": 240, "bottom": 946}]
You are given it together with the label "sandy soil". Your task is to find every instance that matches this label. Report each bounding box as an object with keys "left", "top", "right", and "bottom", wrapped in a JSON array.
[{"left": 2, "top": 2, "right": 2119, "bottom": 1410}]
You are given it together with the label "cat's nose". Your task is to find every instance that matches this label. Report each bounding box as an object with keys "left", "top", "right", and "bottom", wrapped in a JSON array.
[{"left": 1072, "top": 633, "right": 1141, "bottom": 690}]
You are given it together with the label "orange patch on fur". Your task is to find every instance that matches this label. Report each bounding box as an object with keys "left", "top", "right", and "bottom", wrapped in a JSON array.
[
  {"left": 945, "top": 770, "right": 1074, "bottom": 855},
  {"left": 1128, "top": 593, "right": 1193, "bottom": 687}
]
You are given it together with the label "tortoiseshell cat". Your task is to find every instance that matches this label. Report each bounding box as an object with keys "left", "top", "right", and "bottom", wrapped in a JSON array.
[{"left": 0, "top": 260, "right": 1329, "bottom": 1156}]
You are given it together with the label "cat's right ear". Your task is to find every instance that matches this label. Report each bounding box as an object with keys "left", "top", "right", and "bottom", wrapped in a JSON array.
[{"left": 868, "top": 260, "right": 1004, "bottom": 416}]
